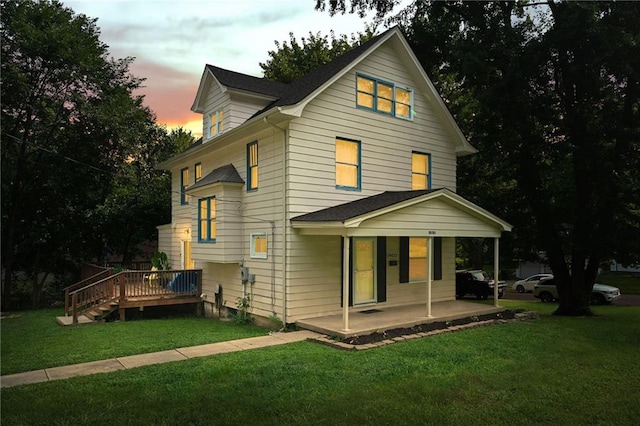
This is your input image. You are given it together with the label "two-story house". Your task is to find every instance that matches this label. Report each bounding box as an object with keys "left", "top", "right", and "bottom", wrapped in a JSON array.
[{"left": 157, "top": 27, "right": 511, "bottom": 335}]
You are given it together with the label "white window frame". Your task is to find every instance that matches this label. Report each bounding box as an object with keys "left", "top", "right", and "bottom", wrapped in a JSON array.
[{"left": 250, "top": 233, "right": 268, "bottom": 259}]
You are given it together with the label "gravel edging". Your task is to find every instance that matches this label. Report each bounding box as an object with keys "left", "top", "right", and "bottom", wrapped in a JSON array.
[{"left": 307, "top": 310, "right": 539, "bottom": 351}]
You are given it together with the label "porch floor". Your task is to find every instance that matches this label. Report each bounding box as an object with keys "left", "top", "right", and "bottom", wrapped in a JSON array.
[{"left": 296, "top": 300, "right": 505, "bottom": 339}]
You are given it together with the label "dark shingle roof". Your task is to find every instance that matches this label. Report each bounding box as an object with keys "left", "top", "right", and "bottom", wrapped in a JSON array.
[
  {"left": 291, "top": 189, "right": 439, "bottom": 222},
  {"left": 205, "top": 28, "right": 393, "bottom": 122},
  {"left": 205, "top": 65, "right": 288, "bottom": 97},
  {"left": 187, "top": 164, "right": 244, "bottom": 191}
]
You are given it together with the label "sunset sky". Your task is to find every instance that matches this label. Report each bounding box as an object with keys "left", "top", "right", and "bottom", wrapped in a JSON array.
[{"left": 64, "top": 0, "right": 393, "bottom": 137}]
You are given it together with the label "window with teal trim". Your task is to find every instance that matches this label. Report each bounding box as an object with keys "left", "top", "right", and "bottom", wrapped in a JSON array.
[
  {"left": 356, "top": 74, "right": 413, "bottom": 120},
  {"left": 411, "top": 151, "right": 431, "bottom": 189},
  {"left": 180, "top": 167, "right": 189, "bottom": 205},
  {"left": 198, "top": 197, "right": 216, "bottom": 242},
  {"left": 247, "top": 141, "right": 258, "bottom": 191},
  {"left": 335, "top": 137, "right": 361, "bottom": 190}
]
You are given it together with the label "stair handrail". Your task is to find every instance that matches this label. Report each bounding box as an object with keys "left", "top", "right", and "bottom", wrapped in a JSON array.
[
  {"left": 69, "top": 272, "right": 122, "bottom": 324},
  {"left": 64, "top": 268, "right": 114, "bottom": 315}
]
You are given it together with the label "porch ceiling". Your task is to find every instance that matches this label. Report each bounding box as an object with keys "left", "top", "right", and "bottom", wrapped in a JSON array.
[
  {"left": 290, "top": 188, "right": 512, "bottom": 238},
  {"left": 296, "top": 300, "right": 506, "bottom": 339}
]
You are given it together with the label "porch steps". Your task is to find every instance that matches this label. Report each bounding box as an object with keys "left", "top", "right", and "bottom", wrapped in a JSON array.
[
  {"left": 85, "top": 302, "right": 118, "bottom": 321},
  {"left": 57, "top": 301, "right": 119, "bottom": 326}
]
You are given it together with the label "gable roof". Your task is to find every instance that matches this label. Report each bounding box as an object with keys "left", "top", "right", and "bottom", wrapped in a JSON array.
[
  {"left": 205, "top": 65, "right": 288, "bottom": 98},
  {"left": 291, "top": 188, "right": 512, "bottom": 235},
  {"left": 165, "top": 26, "right": 476, "bottom": 169},
  {"left": 187, "top": 163, "right": 244, "bottom": 192},
  {"left": 292, "top": 189, "right": 438, "bottom": 222}
]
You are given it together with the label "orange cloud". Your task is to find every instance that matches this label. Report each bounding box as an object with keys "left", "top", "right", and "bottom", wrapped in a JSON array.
[{"left": 128, "top": 59, "right": 204, "bottom": 137}]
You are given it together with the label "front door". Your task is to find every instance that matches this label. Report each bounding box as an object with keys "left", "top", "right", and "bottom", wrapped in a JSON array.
[{"left": 353, "top": 237, "right": 376, "bottom": 304}]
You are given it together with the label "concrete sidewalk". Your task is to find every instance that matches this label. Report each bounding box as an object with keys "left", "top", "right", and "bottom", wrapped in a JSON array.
[{"left": 0, "top": 330, "right": 320, "bottom": 389}]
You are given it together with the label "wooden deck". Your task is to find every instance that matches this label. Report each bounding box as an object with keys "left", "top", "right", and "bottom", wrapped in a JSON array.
[{"left": 62, "top": 269, "right": 203, "bottom": 324}]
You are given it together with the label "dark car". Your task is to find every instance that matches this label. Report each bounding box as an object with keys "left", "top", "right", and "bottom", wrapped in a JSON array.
[{"left": 455, "top": 270, "right": 505, "bottom": 300}]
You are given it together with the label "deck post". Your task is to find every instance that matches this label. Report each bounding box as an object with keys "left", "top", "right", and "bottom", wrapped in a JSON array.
[
  {"left": 72, "top": 293, "right": 78, "bottom": 324},
  {"left": 342, "top": 235, "right": 350, "bottom": 331},
  {"left": 494, "top": 237, "right": 500, "bottom": 307},
  {"left": 426, "top": 236, "right": 433, "bottom": 318}
]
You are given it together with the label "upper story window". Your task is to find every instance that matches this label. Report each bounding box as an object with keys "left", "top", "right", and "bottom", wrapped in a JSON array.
[
  {"left": 195, "top": 163, "right": 202, "bottom": 182},
  {"left": 411, "top": 152, "right": 431, "bottom": 190},
  {"left": 356, "top": 74, "right": 413, "bottom": 120},
  {"left": 209, "top": 109, "right": 224, "bottom": 138},
  {"left": 247, "top": 141, "right": 258, "bottom": 191},
  {"left": 335, "top": 137, "right": 361, "bottom": 190},
  {"left": 180, "top": 167, "right": 189, "bottom": 205},
  {"left": 198, "top": 197, "right": 216, "bottom": 242}
]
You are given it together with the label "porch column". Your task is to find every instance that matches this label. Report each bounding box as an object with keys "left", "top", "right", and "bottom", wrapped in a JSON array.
[
  {"left": 342, "top": 235, "right": 350, "bottom": 331},
  {"left": 494, "top": 237, "right": 500, "bottom": 307},
  {"left": 426, "top": 236, "right": 433, "bottom": 318}
]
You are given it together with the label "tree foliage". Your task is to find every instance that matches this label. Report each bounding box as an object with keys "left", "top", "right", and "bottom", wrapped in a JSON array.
[
  {"left": 260, "top": 28, "right": 375, "bottom": 83},
  {"left": 316, "top": 0, "right": 640, "bottom": 315},
  {"left": 0, "top": 0, "right": 192, "bottom": 309}
]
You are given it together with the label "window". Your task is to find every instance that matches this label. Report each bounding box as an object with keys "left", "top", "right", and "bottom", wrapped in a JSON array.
[
  {"left": 335, "top": 137, "right": 360, "bottom": 190},
  {"left": 356, "top": 74, "right": 413, "bottom": 119},
  {"left": 247, "top": 141, "right": 258, "bottom": 191},
  {"left": 412, "top": 152, "right": 431, "bottom": 190},
  {"left": 409, "top": 238, "right": 427, "bottom": 281},
  {"left": 251, "top": 233, "right": 268, "bottom": 259},
  {"left": 208, "top": 109, "right": 224, "bottom": 137},
  {"left": 195, "top": 163, "right": 202, "bottom": 182},
  {"left": 198, "top": 197, "right": 216, "bottom": 242},
  {"left": 180, "top": 167, "right": 189, "bottom": 205},
  {"left": 399, "top": 237, "right": 442, "bottom": 283}
]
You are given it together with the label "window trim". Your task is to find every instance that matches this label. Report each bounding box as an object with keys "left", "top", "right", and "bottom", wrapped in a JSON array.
[
  {"left": 411, "top": 151, "right": 432, "bottom": 190},
  {"left": 195, "top": 162, "right": 202, "bottom": 182},
  {"left": 356, "top": 73, "right": 414, "bottom": 120},
  {"left": 198, "top": 197, "right": 216, "bottom": 243},
  {"left": 246, "top": 141, "right": 258, "bottom": 192},
  {"left": 180, "top": 167, "right": 189, "bottom": 205},
  {"left": 335, "top": 137, "right": 361, "bottom": 191},
  {"left": 250, "top": 232, "right": 268, "bottom": 259}
]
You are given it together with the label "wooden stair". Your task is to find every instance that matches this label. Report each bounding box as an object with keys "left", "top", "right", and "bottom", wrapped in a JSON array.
[{"left": 84, "top": 301, "right": 119, "bottom": 321}]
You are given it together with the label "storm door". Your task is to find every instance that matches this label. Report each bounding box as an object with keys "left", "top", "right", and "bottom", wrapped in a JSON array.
[{"left": 353, "top": 237, "right": 376, "bottom": 304}]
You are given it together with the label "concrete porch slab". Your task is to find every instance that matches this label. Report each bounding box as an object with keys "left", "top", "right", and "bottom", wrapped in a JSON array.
[{"left": 296, "top": 300, "right": 506, "bottom": 339}]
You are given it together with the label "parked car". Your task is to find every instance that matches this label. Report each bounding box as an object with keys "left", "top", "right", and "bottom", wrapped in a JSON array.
[
  {"left": 455, "top": 270, "right": 505, "bottom": 300},
  {"left": 512, "top": 273, "right": 554, "bottom": 293},
  {"left": 533, "top": 277, "right": 621, "bottom": 304}
]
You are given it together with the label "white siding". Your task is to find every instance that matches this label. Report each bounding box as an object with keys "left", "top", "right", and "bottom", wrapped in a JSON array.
[
  {"left": 167, "top": 126, "right": 285, "bottom": 320},
  {"left": 285, "top": 235, "right": 456, "bottom": 322},
  {"left": 286, "top": 41, "right": 458, "bottom": 219}
]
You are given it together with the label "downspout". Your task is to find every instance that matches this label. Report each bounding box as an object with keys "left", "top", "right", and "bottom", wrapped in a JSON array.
[{"left": 264, "top": 117, "right": 288, "bottom": 324}]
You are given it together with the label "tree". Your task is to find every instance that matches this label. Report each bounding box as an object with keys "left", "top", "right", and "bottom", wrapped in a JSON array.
[
  {"left": 0, "top": 0, "right": 179, "bottom": 308},
  {"left": 260, "top": 28, "right": 375, "bottom": 83},
  {"left": 94, "top": 127, "right": 195, "bottom": 265},
  {"left": 316, "top": 0, "right": 640, "bottom": 315}
]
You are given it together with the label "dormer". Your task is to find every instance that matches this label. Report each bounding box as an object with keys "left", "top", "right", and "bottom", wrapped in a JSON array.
[{"left": 191, "top": 65, "right": 288, "bottom": 142}]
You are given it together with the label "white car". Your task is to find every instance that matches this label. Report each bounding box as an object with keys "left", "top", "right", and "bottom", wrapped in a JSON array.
[{"left": 512, "top": 273, "right": 554, "bottom": 293}]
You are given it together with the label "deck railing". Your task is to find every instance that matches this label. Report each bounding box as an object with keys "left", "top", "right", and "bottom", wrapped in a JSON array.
[{"left": 68, "top": 269, "right": 202, "bottom": 324}]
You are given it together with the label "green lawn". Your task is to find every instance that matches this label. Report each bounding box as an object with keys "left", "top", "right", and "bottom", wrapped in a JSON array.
[
  {"left": 597, "top": 271, "right": 640, "bottom": 294},
  {"left": 0, "top": 308, "right": 267, "bottom": 375},
  {"left": 2, "top": 301, "right": 640, "bottom": 425}
]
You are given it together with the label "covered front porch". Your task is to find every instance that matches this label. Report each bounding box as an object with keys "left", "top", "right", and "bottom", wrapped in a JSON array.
[
  {"left": 297, "top": 300, "right": 505, "bottom": 339},
  {"left": 290, "top": 188, "right": 513, "bottom": 334}
]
